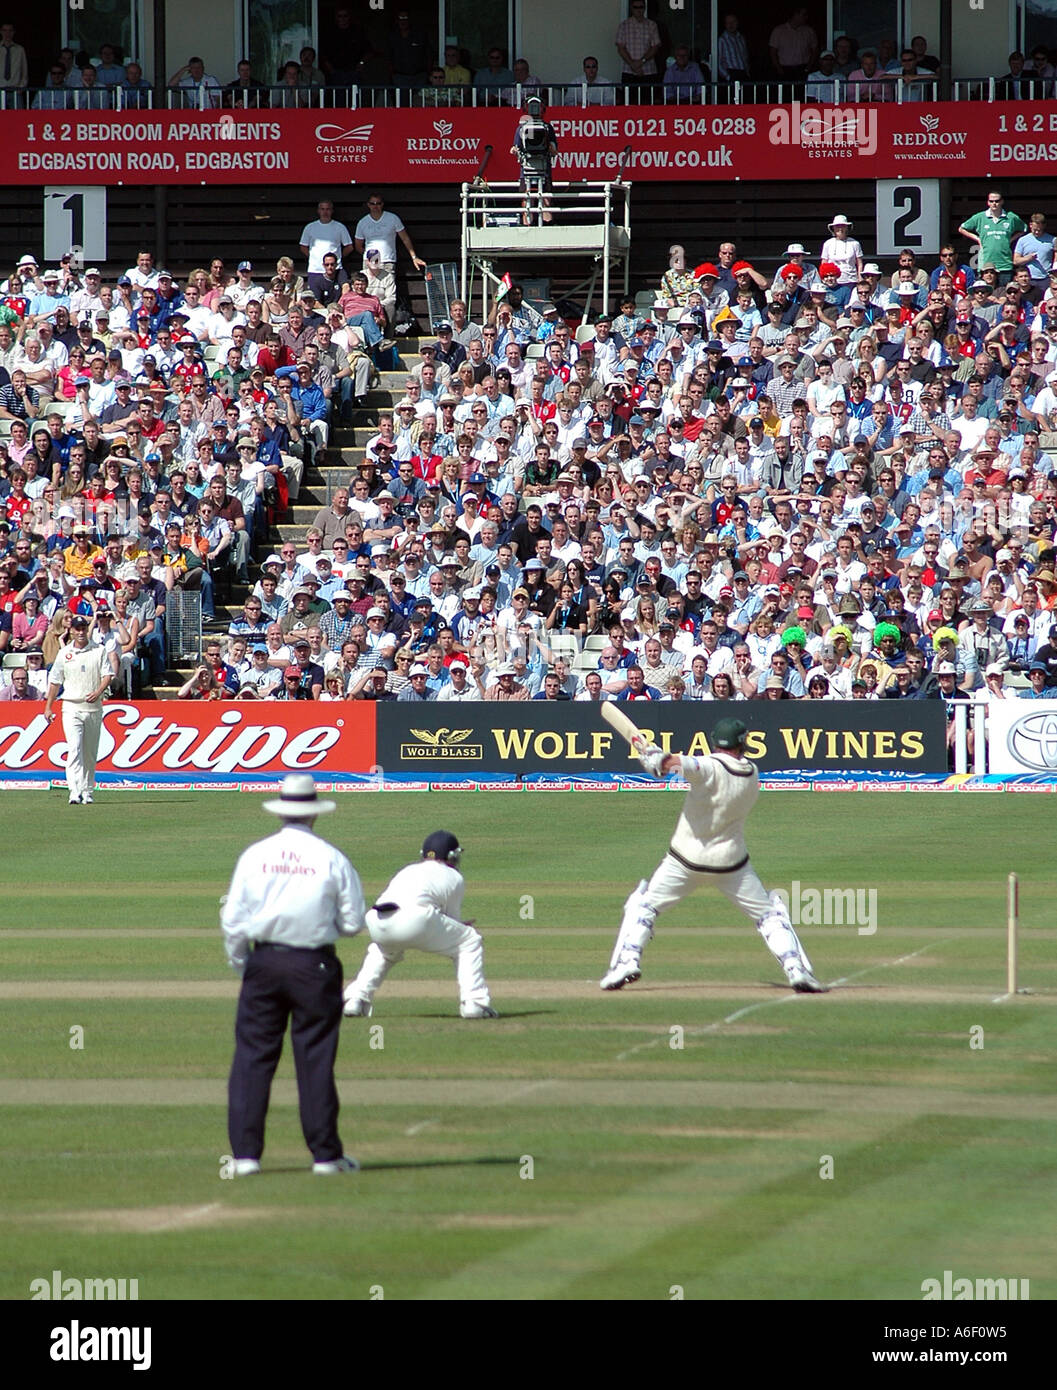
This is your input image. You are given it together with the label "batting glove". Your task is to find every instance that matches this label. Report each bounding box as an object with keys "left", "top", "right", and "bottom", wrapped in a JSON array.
[{"left": 635, "top": 742, "right": 667, "bottom": 778}]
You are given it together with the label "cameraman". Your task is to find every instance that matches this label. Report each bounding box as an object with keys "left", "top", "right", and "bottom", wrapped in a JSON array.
[{"left": 513, "top": 94, "right": 557, "bottom": 226}]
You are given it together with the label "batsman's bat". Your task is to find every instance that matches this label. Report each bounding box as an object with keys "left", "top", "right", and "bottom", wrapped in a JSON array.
[{"left": 600, "top": 699, "right": 647, "bottom": 749}]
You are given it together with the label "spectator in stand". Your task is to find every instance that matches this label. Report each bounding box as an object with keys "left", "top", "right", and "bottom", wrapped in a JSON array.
[
  {"left": 1026, "top": 46, "right": 1056, "bottom": 97},
  {"left": 576, "top": 56, "right": 617, "bottom": 105},
  {"left": 846, "top": 50, "right": 890, "bottom": 102},
  {"left": 909, "top": 35, "right": 939, "bottom": 72},
  {"left": 0, "top": 23, "right": 28, "bottom": 96},
  {"left": 959, "top": 193, "right": 1026, "bottom": 279},
  {"left": 717, "top": 14, "right": 752, "bottom": 87},
  {"left": 769, "top": 7, "right": 819, "bottom": 83},
  {"left": 272, "top": 61, "right": 312, "bottom": 108},
  {"left": 94, "top": 44, "right": 125, "bottom": 87},
  {"left": 167, "top": 55, "right": 222, "bottom": 108},
  {"left": 891, "top": 47, "right": 935, "bottom": 101},
  {"left": 820, "top": 214, "right": 863, "bottom": 286},
  {"left": 35, "top": 61, "right": 74, "bottom": 108},
  {"left": 996, "top": 52, "right": 1032, "bottom": 99},
  {"left": 353, "top": 194, "right": 426, "bottom": 333},
  {"left": 512, "top": 57, "right": 542, "bottom": 89},
  {"left": 422, "top": 66, "right": 460, "bottom": 106},
  {"left": 120, "top": 61, "right": 152, "bottom": 108},
  {"left": 225, "top": 58, "right": 269, "bottom": 108},
  {"left": 663, "top": 47, "right": 709, "bottom": 101},
  {"left": 320, "top": 6, "right": 368, "bottom": 87},
  {"left": 443, "top": 43, "right": 472, "bottom": 87},
  {"left": 473, "top": 45, "right": 514, "bottom": 104},
  {"left": 805, "top": 51, "right": 842, "bottom": 102},
  {"left": 298, "top": 46, "right": 325, "bottom": 88},
  {"left": 615, "top": 0, "right": 661, "bottom": 97},
  {"left": 831, "top": 35, "right": 857, "bottom": 77},
  {"left": 74, "top": 65, "right": 111, "bottom": 109},
  {"left": 1014, "top": 212, "right": 1054, "bottom": 285},
  {"left": 389, "top": 10, "right": 432, "bottom": 88}
]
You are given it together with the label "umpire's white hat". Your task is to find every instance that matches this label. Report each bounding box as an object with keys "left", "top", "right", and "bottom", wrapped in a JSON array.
[{"left": 263, "top": 773, "right": 335, "bottom": 818}]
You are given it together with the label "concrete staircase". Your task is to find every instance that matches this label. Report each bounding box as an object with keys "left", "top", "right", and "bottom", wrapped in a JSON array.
[{"left": 149, "top": 342, "right": 422, "bottom": 696}]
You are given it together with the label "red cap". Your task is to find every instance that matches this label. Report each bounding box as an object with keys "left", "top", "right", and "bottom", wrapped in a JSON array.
[
  {"left": 928, "top": 609, "right": 942, "bottom": 622},
  {"left": 694, "top": 262, "right": 720, "bottom": 279},
  {"left": 732, "top": 260, "right": 754, "bottom": 275},
  {"left": 819, "top": 261, "right": 841, "bottom": 278},
  {"left": 780, "top": 264, "right": 804, "bottom": 282}
]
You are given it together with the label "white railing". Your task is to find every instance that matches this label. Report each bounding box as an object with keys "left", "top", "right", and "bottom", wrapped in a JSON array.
[{"left": 0, "top": 75, "right": 1041, "bottom": 113}]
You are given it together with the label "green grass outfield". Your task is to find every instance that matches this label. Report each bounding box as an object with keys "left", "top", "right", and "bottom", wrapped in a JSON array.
[{"left": 1, "top": 789, "right": 1055, "bottom": 1301}]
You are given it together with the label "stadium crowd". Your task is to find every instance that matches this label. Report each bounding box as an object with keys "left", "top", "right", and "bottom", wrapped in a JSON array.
[
  {"left": 2, "top": 189, "right": 1057, "bottom": 724},
  {"left": 3, "top": 11, "right": 1056, "bottom": 108}
]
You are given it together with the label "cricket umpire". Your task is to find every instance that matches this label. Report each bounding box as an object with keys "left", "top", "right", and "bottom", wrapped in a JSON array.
[
  {"left": 221, "top": 773, "right": 366, "bottom": 1175},
  {"left": 43, "top": 614, "right": 120, "bottom": 805},
  {"left": 601, "top": 717, "right": 826, "bottom": 994}
]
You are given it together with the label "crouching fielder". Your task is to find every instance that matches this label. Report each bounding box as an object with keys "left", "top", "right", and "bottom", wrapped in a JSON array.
[
  {"left": 601, "top": 717, "right": 825, "bottom": 993},
  {"left": 344, "top": 831, "right": 498, "bottom": 1020}
]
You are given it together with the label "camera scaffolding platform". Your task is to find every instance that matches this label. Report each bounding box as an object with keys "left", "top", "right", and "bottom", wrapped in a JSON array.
[{"left": 459, "top": 180, "right": 631, "bottom": 324}]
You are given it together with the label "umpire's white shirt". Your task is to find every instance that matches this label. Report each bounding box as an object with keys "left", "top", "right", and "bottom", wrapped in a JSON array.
[
  {"left": 49, "top": 644, "right": 112, "bottom": 701},
  {"left": 669, "top": 751, "right": 759, "bottom": 870},
  {"left": 222, "top": 823, "right": 366, "bottom": 966}
]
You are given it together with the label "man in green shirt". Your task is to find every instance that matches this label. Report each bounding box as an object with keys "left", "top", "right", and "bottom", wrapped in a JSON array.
[{"left": 959, "top": 193, "right": 1026, "bottom": 276}]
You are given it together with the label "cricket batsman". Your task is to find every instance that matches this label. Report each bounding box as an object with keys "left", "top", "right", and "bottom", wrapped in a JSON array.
[{"left": 601, "top": 717, "right": 826, "bottom": 994}]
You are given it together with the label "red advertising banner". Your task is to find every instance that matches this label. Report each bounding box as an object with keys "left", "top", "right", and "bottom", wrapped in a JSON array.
[
  {"left": 0, "top": 701, "right": 376, "bottom": 780},
  {"left": 0, "top": 102, "right": 1053, "bottom": 185}
]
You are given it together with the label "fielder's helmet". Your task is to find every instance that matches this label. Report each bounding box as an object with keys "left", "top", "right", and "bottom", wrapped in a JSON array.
[
  {"left": 422, "top": 830, "right": 462, "bottom": 864},
  {"left": 712, "top": 718, "right": 748, "bottom": 751}
]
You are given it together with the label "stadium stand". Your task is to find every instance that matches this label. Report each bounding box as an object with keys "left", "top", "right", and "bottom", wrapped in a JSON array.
[{"left": 1, "top": 15, "right": 1056, "bottom": 729}]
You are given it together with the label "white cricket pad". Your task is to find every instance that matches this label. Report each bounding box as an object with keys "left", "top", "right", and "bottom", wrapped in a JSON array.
[{"left": 607, "top": 879, "right": 657, "bottom": 970}]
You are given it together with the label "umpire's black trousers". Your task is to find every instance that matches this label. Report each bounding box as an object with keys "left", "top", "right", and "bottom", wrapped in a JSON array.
[{"left": 228, "top": 942, "right": 345, "bottom": 1163}]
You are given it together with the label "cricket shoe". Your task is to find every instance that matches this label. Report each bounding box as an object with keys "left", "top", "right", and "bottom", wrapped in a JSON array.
[
  {"left": 82, "top": 793, "right": 94, "bottom": 804},
  {"left": 343, "top": 992, "right": 372, "bottom": 1017},
  {"left": 68, "top": 794, "right": 81, "bottom": 805},
  {"left": 783, "top": 958, "right": 828, "bottom": 993},
  {"left": 233, "top": 1158, "right": 261, "bottom": 1176},
  {"left": 600, "top": 950, "right": 642, "bottom": 991},
  {"left": 460, "top": 1004, "right": 499, "bottom": 1019},
  {"left": 313, "top": 1156, "right": 360, "bottom": 1175}
]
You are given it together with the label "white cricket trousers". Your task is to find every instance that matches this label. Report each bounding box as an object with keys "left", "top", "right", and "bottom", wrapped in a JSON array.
[
  {"left": 646, "top": 852, "right": 771, "bottom": 922},
  {"left": 351, "top": 905, "right": 491, "bottom": 1010},
  {"left": 62, "top": 700, "right": 102, "bottom": 799}
]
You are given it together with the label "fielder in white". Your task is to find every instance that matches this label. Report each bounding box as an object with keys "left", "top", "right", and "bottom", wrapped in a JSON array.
[
  {"left": 343, "top": 831, "right": 498, "bottom": 1020},
  {"left": 43, "top": 615, "right": 120, "bottom": 805},
  {"left": 601, "top": 716, "right": 826, "bottom": 993}
]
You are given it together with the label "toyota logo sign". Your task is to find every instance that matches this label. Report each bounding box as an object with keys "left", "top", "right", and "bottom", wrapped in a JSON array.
[{"left": 1007, "top": 710, "right": 1057, "bottom": 771}]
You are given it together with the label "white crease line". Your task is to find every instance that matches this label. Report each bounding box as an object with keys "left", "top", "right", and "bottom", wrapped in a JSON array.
[
  {"left": 825, "top": 941, "right": 940, "bottom": 989},
  {"left": 501, "top": 1080, "right": 556, "bottom": 1102},
  {"left": 145, "top": 1203, "right": 222, "bottom": 1233},
  {"left": 615, "top": 940, "right": 944, "bottom": 1062},
  {"left": 404, "top": 1119, "right": 440, "bottom": 1136}
]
